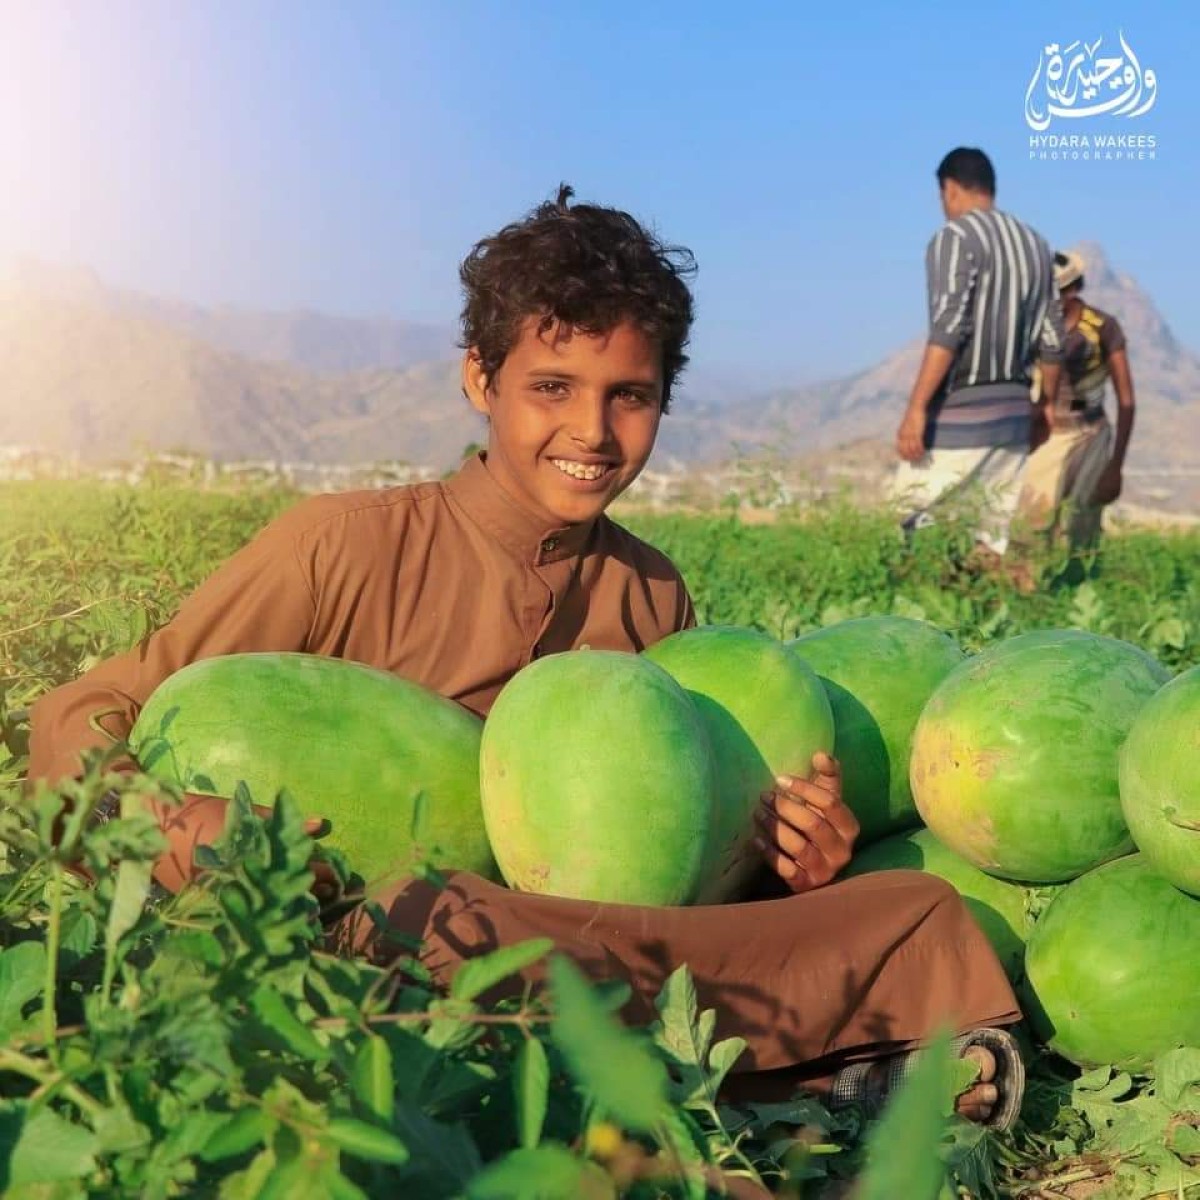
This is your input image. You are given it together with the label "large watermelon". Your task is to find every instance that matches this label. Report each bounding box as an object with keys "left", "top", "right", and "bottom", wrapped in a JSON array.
[
  {"left": 910, "top": 630, "right": 1168, "bottom": 883},
  {"left": 129, "top": 652, "right": 492, "bottom": 884},
  {"left": 841, "top": 828, "right": 1035, "bottom": 981},
  {"left": 479, "top": 649, "right": 716, "bottom": 906},
  {"left": 1119, "top": 664, "right": 1200, "bottom": 896},
  {"left": 788, "top": 616, "right": 964, "bottom": 842},
  {"left": 643, "top": 625, "right": 834, "bottom": 902},
  {"left": 1023, "top": 854, "right": 1200, "bottom": 1069}
]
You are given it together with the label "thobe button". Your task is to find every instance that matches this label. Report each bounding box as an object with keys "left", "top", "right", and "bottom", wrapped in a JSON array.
[{"left": 542, "top": 536, "right": 559, "bottom": 553}]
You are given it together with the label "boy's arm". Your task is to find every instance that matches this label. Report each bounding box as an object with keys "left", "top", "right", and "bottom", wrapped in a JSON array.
[
  {"left": 29, "top": 509, "right": 323, "bottom": 892},
  {"left": 28, "top": 513, "right": 318, "bottom": 786}
]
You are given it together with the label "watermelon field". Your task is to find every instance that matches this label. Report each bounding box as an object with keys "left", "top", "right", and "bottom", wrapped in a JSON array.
[{"left": 2, "top": 476, "right": 1200, "bottom": 1199}]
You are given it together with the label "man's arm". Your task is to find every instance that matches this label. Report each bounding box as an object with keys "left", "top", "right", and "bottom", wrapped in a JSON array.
[
  {"left": 1030, "top": 360, "right": 1063, "bottom": 450},
  {"left": 897, "top": 229, "right": 976, "bottom": 462},
  {"left": 1107, "top": 348, "right": 1136, "bottom": 467},
  {"left": 897, "top": 344, "right": 956, "bottom": 462},
  {"left": 1028, "top": 266, "right": 1067, "bottom": 447},
  {"left": 1092, "top": 346, "right": 1136, "bottom": 505}
]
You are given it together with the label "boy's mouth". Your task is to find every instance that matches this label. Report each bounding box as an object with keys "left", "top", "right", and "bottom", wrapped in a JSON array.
[{"left": 548, "top": 458, "right": 615, "bottom": 482}]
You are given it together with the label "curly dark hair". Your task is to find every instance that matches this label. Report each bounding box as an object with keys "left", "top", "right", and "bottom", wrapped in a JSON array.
[{"left": 459, "top": 184, "right": 697, "bottom": 412}]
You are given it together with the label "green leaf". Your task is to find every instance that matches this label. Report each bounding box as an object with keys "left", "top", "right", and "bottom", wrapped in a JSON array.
[
  {"left": 948, "top": 1054, "right": 981, "bottom": 1110},
  {"left": 247, "top": 985, "right": 327, "bottom": 1061},
  {"left": 0, "top": 942, "right": 46, "bottom": 1039},
  {"left": 350, "top": 1034, "right": 395, "bottom": 1124},
  {"left": 199, "top": 1109, "right": 274, "bottom": 1163},
  {"left": 1156, "top": 1047, "right": 1200, "bottom": 1108},
  {"left": 392, "top": 1102, "right": 482, "bottom": 1198},
  {"left": 653, "top": 964, "right": 744, "bottom": 1107},
  {"left": 548, "top": 955, "right": 668, "bottom": 1133},
  {"left": 4, "top": 1107, "right": 99, "bottom": 1186},
  {"left": 256, "top": 1155, "right": 329, "bottom": 1200},
  {"left": 380, "top": 1027, "right": 438, "bottom": 1102},
  {"left": 655, "top": 1108, "right": 709, "bottom": 1200},
  {"left": 323, "top": 1117, "right": 409, "bottom": 1166},
  {"left": 856, "top": 1034, "right": 954, "bottom": 1200},
  {"left": 465, "top": 1144, "right": 617, "bottom": 1199},
  {"left": 323, "top": 1169, "right": 370, "bottom": 1200},
  {"left": 449, "top": 937, "right": 554, "bottom": 1003},
  {"left": 57, "top": 908, "right": 98, "bottom": 970},
  {"left": 514, "top": 1036, "right": 550, "bottom": 1149},
  {"left": 103, "top": 847, "right": 153, "bottom": 976},
  {"left": 1169, "top": 1122, "right": 1200, "bottom": 1157},
  {"left": 92, "top": 1104, "right": 151, "bottom": 1155}
]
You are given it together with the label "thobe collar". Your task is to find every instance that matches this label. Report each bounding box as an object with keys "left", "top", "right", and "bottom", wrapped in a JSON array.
[{"left": 444, "top": 453, "right": 597, "bottom": 567}]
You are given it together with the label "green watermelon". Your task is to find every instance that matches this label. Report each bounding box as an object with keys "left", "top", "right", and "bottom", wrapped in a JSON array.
[
  {"left": 788, "top": 616, "right": 964, "bottom": 842},
  {"left": 841, "top": 828, "right": 1035, "bottom": 981},
  {"left": 479, "top": 649, "right": 716, "bottom": 905},
  {"left": 1023, "top": 854, "right": 1200, "bottom": 1069},
  {"left": 644, "top": 625, "right": 834, "bottom": 902},
  {"left": 910, "top": 630, "right": 1168, "bottom": 883},
  {"left": 1119, "top": 665, "right": 1200, "bottom": 896},
  {"left": 129, "top": 652, "right": 492, "bottom": 884}
]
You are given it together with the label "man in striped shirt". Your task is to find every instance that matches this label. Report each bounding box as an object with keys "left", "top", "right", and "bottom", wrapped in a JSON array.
[{"left": 892, "top": 147, "right": 1065, "bottom": 558}]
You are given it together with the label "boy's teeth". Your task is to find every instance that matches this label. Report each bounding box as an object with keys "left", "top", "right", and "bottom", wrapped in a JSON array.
[{"left": 551, "top": 459, "right": 610, "bottom": 480}]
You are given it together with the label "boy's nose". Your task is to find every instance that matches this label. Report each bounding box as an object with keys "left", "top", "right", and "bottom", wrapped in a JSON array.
[{"left": 569, "top": 396, "right": 614, "bottom": 449}]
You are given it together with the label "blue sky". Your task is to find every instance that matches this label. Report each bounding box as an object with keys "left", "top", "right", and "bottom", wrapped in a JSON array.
[{"left": 0, "top": 0, "right": 1191, "bottom": 385}]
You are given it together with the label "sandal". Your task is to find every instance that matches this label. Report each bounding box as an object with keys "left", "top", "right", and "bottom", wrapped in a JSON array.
[{"left": 829, "top": 1027, "right": 1025, "bottom": 1132}]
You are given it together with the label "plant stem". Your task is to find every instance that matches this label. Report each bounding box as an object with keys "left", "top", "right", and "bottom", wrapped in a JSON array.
[
  {"left": 42, "top": 862, "right": 64, "bottom": 1063},
  {"left": 0, "top": 1047, "right": 104, "bottom": 1121}
]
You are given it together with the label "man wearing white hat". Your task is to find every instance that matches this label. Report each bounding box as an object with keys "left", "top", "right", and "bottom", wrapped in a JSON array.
[{"left": 1018, "top": 249, "right": 1137, "bottom": 550}]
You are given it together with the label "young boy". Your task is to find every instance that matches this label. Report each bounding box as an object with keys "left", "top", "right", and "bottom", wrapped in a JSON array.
[{"left": 27, "top": 186, "right": 1021, "bottom": 1126}]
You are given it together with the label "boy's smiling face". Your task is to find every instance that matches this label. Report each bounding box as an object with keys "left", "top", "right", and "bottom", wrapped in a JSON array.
[{"left": 463, "top": 316, "right": 664, "bottom": 527}]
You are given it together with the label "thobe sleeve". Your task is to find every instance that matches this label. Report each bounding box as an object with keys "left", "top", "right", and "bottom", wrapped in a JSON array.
[
  {"left": 27, "top": 505, "right": 320, "bottom": 787},
  {"left": 925, "top": 227, "right": 978, "bottom": 352}
]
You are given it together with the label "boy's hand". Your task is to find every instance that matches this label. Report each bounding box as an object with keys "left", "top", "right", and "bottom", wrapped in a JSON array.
[
  {"left": 146, "top": 791, "right": 331, "bottom": 896},
  {"left": 753, "top": 753, "right": 859, "bottom": 894}
]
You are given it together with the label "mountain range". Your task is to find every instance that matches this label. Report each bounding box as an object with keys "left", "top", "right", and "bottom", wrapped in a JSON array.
[{"left": 1, "top": 245, "right": 1196, "bottom": 511}]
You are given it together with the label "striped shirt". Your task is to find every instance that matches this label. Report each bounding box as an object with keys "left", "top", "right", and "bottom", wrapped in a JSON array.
[{"left": 924, "top": 207, "right": 1066, "bottom": 448}]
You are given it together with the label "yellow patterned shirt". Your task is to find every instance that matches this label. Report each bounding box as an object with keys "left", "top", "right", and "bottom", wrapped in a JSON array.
[{"left": 1056, "top": 303, "right": 1126, "bottom": 417}]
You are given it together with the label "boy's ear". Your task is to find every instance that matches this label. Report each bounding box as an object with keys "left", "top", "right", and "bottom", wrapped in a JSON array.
[{"left": 462, "top": 349, "right": 492, "bottom": 418}]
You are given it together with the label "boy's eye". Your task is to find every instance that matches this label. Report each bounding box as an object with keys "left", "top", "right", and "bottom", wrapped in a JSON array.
[
  {"left": 616, "top": 388, "right": 654, "bottom": 409},
  {"left": 532, "top": 380, "right": 568, "bottom": 397}
]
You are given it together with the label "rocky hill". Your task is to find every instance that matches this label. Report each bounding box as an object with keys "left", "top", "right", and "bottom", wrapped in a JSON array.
[{"left": 1, "top": 246, "right": 1195, "bottom": 511}]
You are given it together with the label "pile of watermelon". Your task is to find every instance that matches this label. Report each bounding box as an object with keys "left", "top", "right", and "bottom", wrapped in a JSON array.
[{"left": 129, "top": 618, "right": 1200, "bottom": 1071}]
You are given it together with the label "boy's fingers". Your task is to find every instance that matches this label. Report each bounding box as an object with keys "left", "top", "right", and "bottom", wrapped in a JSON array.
[
  {"left": 777, "top": 776, "right": 836, "bottom": 809},
  {"left": 757, "top": 802, "right": 847, "bottom": 868},
  {"left": 775, "top": 754, "right": 840, "bottom": 797},
  {"left": 753, "top": 835, "right": 817, "bottom": 893},
  {"left": 810, "top": 752, "right": 840, "bottom": 780},
  {"left": 760, "top": 790, "right": 858, "bottom": 859}
]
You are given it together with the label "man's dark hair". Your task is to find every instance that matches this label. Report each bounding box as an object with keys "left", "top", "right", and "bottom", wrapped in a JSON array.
[
  {"left": 936, "top": 148, "right": 996, "bottom": 196},
  {"left": 459, "top": 184, "right": 696, "bottom": 412}
]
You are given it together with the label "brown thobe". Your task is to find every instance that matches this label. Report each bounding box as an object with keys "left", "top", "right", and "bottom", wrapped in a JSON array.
[{"left": 27, "top": 452, "right": 1019, "bottom": 1084}]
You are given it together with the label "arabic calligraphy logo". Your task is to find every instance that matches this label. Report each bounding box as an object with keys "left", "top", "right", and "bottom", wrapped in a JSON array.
[{"left": 1024, "top": 32, "right": 1158, "bottom": 131}]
